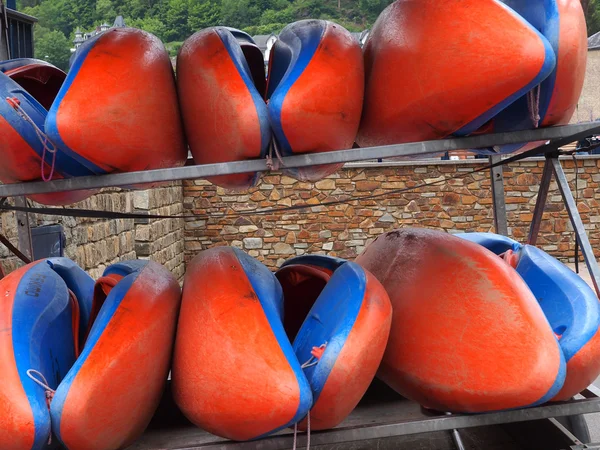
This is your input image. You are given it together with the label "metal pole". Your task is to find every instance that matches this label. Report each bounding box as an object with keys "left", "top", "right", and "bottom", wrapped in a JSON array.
[
  {"left": 527, "top": 158, "right": 553, "bottom": 246},
  {"left": 489, "top": 155, "right": 508, "bottom": 236},
  {"left": 14, "top": 197, "right": 33, "bottom": 261},
  {"left": 551, "top": 157, "right": 600, "bottom": 297},
  {"left": 0, "top": 0, "right": 10, "bottom": 60}
]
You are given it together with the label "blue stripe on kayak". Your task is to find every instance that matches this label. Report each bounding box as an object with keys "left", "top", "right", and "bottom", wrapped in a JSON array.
[
  {"left": 234, "top": 248, "right": 313, "bottom": 435},
  {"left": 454, "top": 232, "right": 523, "bottom": 255},
  {"left": 516, "top": 245, "right": 600, "bottom": 362},
  {"left": 46, "top": 258, "right": 95, "bottom": 348},
  {"left": 50, "top": 260, "right": 147, "bottom": 444},
  {"left": 454, "top": 2, "right": 556, "bottom": 136},
  {"left": 267, "top": 20, "right": 326, "bottom": 157},
  {"left": 293, "top": 261, "right": 365, "bottom": 403},
  {"left": 45, "top": 33, "right": 108, "bottom": 177},
  {"left": 12, "top": 262, "right": 77, "bottom": 449},
  {"left": 280, "top": 254, "right": 347, "bottom": 272},
  {"left": 0, "top": 58, "right": 48, "bottom": 73},
  {"left": 216, "top": 28, "right": 271, "bottom": 161}
]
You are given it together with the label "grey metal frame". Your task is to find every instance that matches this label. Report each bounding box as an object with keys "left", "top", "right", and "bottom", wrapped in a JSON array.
[
  {"left": 0, "top": 123, "right": 598, "bottom": 198},
  {"left": 0, "top": 111, "right": 598, "bottom": 446}
]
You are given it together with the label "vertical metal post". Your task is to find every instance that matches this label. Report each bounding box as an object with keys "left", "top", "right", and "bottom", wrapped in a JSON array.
[
  {"left": 528, "top": 158, "right": 553, "bottom": 246},
  {"left": 551, "top": 157, "right": 600, "bottom": 297},
  {"left": 0, "top": 0, "right": 10, "bottom": 61},
  {"left": 14, "top": 197, "right": 33, "bottom": 261},
  {"left": 489, "top": 155, "right": 508, "bottom": 236}
]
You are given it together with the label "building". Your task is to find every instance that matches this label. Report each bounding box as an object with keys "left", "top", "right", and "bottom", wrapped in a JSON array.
[
  {"left": 1, "top": 1, "right": 36, "bottom": 60},
  {"left": 574, "top": 31, "right": 600, "bottom": 125},
  {"left": 71, "top": 16, "right": 125, "bottom": 53},
  {"left": 251, "top": 34, "right": 278, "bottom": 69}
]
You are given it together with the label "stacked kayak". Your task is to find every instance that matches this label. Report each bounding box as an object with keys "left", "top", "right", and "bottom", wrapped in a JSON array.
[
  {"left": 177, "top": 19, "right": 364, "bottom": 189},
  {"left": 469, "top": 0, "right": 588, "bottom": 155},
  {"left": 456, "top": 232, "right": 600, "bottom": 401},
  {"left": 0, "top": 258, "right": 181, "bottom": 450},
  {"left": 355, "top": 228, "right": 566, "bottom": 413},
  {"left": 0, "top": 27, "right": 187, "bottom": 205},
  {"left": 357, "top": 0, "right": 557, "bottom": 148},
  {"left": 171, "top": 247, "right": 391, "bottom": 439}
]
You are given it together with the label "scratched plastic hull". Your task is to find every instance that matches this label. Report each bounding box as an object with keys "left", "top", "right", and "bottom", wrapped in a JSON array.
[
  {"left": 173, "top": 248, "right": 388, "bottom": 440},
  {"left": 276, "top": 255, "right": 392, "bottom": 430},
  {"left": 0, "top": 60, "right": 95, "bottom": 205},
  {"left": 50, "top": 260, "right": 181, "bottom": 450},
  {"left": 456, "top": 232, "right": 600, "bottom": 401},
  {"left": 267, "top": 20, "right": 364, "bottom": 181},
  {"left": 355, "top": 228, "right": 566, "bottom": 413},
  {"left": 177, "top": 28, "right": 270, "bottom": 190},
  {"left": 0, "top": 258, "right": 92, "bottom": 450},
  {"left": 45, "top": 28, "right": 187, "bottom": 188},
  {"left": 469, "top": 0, "right": 588, "bottom": 155},
  {"left": 356, "top": 0, "right": 556, "bottom": 148}
]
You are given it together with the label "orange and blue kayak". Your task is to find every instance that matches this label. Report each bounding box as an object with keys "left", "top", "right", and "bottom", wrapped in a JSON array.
[
  {"left": 267, "top": 20, "right": 364, "bottom": 181},
  {"left": 356, "top": 0, "right": 556, "bottom": 148},
  {"left": 0, "top": 59, "right": 95, "bottom": 205},
  {"left": 0, "top": 258, "right": 92, "bottom": 450},
  {"left": 355, "top": 228, "right": 566, "bottom": 413},
  {"left": 44, "top": 27, "right": 187, "bottom": 185},
  {"left": 172, "top": 248, "right": 390, "bottom": 440},
  {"left": 177, "top": 28, "right": 271, "bottom": 190},
  {"left": 456, "top": 232, "right": 600, "bottom": 401},
  {"left": 276, "top": 255, "right": 392, "bottom": 430},
  {"left": 469, "top": 0, "right": 588, "bottom": 155},
  {"left": 0, "top": 258, "right": 181, "bottom": 450}
]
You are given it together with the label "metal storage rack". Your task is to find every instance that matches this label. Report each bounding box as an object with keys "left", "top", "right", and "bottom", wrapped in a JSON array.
[
  {"left": 0, "top": 123, "right": 599, "bottom": 449},
  {"left": 3, "top": 14, "right": 600, "bottom": 447}
]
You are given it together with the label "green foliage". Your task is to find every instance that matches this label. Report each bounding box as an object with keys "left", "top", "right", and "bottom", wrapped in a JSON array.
[
  {"left": 188, "top": 0, "right": 221, "bottom": 32},
  {"left": 582, "top": 0, "right": 600, "bottom": 36},
  {"left": 33, "top": 25, "right": 71, "bottom": 70},
  {"left": 16, "top": 0, "right": 395, "bottom": 61}
]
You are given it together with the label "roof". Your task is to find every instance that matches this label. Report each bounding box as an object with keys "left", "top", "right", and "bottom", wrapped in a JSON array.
[
  {"left": 252, "top": 34, "right": 277, "bottom": 51},
  {"left": 588, "top": 31, "right": 600, "bottom": 50}
]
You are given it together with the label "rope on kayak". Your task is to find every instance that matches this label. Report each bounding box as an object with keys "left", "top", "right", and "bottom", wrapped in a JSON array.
[
  {"left": 26, "top": 369, "right": 55, "bottom": 445},
  {"left": 292, "top": 410, "right": 311, "bottom": 450},
  {"left": 528, "top": 84, "right": 541, "bottom": 128},
  {"left": 5, "top": 97, "right": 58, "bottom": 182},
  {"left": 266, "top": 139, "right": 285, "bottom": 171}
]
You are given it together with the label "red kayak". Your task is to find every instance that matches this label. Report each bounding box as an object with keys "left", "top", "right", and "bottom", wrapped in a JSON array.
[
  {"left": 357, "top": 0, "right": 556, "bottom": 148},
  {"left": 0, "top": 59, "right": 95, "bottom": 205},
  {"left": 356, "top": 228, "right": 565, "bottom": 413}
]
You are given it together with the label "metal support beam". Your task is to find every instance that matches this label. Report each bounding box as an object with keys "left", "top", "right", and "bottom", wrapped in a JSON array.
[
  {"left": 489, "top": 155, "right": 508, "bottom": 236},
  {"left": 551, "top": 158, "right": 600, "bottom": 297},
  {"left": 0, "top": 123, "right": 597, "bottom": 199},
  {"left": 14, "top": 197, "right": 33, "bottom": 261},
  {"left": 528, "top": 157, "right": 554, "bottom": 246}
]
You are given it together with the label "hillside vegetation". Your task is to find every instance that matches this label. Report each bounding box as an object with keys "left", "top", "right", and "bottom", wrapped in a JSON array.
[
  {"left": 17, "top": 0, "right": 393, "bottom": 68},
  {"left": 14, "top": 0, "right": 599, "bottom": 70}
]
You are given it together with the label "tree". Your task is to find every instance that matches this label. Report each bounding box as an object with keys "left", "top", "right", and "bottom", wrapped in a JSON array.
[
  {"left": 95, "top": 0, "right": 117, "bottom": 23},
  {"left": 164, "top": 0, "right": 190, "bottom": 41},
  {"left": 188, "top": 0, "right": 221, "bottom": 32},
  {"left": 127, "top": 16, "right": 168, "bottom": 40},
  {"left": 34, "top": 25, "right": 71, "bottom": 70},
  {"left": 581, "top": 0, "right": 600, "bottom": 36}
]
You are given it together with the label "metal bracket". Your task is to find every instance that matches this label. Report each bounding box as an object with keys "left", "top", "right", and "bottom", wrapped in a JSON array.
[
  {"left": 489, "top": 155, "right": 508, "bottom": 236},
  {"left": 14, "top": 197, "right": 33, "bottom": 261}
]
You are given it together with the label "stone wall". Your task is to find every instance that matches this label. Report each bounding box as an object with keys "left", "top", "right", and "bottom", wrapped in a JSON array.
[
  {"left": 182, "top": 157, "right": 600, "bottom": 268},
  {"left": 0, "top": 182, "right": 185, "bottom": 281}
]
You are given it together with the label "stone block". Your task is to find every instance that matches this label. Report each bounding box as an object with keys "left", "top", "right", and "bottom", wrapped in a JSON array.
[{"left": 244, "top": 238, "right": 263, "bottom": 249}]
